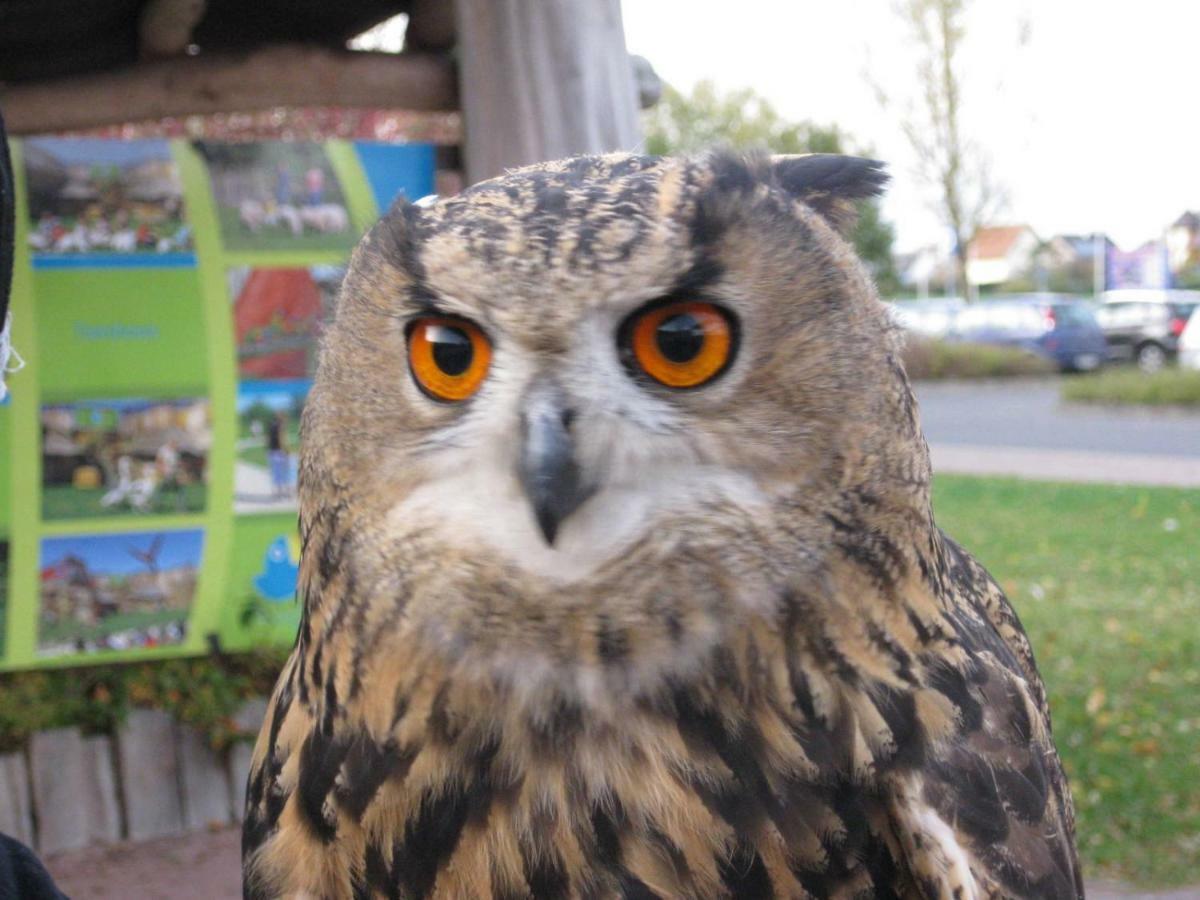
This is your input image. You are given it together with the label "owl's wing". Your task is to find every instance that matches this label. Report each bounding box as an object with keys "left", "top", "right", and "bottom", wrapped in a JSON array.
[{"left": 887, "top": 534, "right": 1083, "bottom": 899}]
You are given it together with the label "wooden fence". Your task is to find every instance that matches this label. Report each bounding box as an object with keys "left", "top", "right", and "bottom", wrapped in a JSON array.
[{"left": 0, "top": 698, "right": 266, "bottom": 854}]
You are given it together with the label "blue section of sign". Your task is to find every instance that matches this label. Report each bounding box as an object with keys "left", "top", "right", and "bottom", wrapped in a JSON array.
[
  {"left": 32, "top": 253, "right": 198, "bottom": 270},
  {"left": 253, "top": 536, "right": 299, "bottom": 601},
  {"left": 354, "top": 142, "right": 437, "bottom": 212}
]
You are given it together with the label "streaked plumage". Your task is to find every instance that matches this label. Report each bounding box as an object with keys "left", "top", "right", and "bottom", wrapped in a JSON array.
[{"left": 243, "top": 152, "right": 1082, "bottom": 899}]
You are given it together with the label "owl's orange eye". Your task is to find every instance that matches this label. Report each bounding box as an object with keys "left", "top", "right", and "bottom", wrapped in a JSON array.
[
  {"left": 407, "top": 317, "right": 492, "bottom": 401},
  {"left": 625, "top": 301, "right": 735, "bottom": 388}
]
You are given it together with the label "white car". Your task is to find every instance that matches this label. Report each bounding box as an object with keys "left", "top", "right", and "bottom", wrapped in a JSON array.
[{"left": 1179, "top": 308, "right": 1200, "bottom": 370}]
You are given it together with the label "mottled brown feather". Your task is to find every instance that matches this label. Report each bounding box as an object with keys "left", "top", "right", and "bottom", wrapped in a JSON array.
[{"left": 243, "top": 152, "right": 1081, "bottom": 899}]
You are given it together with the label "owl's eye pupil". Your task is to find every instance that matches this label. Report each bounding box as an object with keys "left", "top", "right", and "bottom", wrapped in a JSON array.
[
  {"left": 428, "top": 325, "right": 473, "bottom": 375},
  {"left": 655, "top": 313, "right": 704, "bottom": 363}
]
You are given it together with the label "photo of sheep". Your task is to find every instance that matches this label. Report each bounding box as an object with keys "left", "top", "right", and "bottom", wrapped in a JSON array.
[
  {"left": 37, "top": 529, "right": 202, "bottom": 658},
  {"left": 23, "top": 138, "right": 193, "bottom": 261},
  {"left": 229, "top": 265, "right": 344, "bottom": 381},
  {"left": 41, "top": 398, "right": 211, "bottom": 520},
  {"left": 196, "top": 141, "right": 355, "bottom": 252}
]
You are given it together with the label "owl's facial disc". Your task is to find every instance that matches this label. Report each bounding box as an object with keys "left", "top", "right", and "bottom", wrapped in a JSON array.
[{"left": 517, "top": 378, "right": 595, "bottom": 544}]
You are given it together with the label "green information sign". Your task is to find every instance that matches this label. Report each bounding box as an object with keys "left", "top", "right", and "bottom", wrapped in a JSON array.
[{"left": 0, "top": 136, "right": 436, "bottom": 670}]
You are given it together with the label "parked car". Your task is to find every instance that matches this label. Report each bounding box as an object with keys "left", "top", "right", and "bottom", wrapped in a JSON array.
[
  {"left": 949, "top": 295, "right": 1107, "bottom": 372},
  {"left": 1094, "top": 289, "right": 1200, "bottom": 372},
  {"left": 886, "top": 297, "right": 966, "bottom": 339},
  {"left": 1179, "top": 307, "right": 1200, "bottom": 371}
]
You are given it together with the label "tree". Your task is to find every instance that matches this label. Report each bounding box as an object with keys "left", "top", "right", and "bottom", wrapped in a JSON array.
[
  {"left": 880, "top": 0, "right": 1004, "bottom": 300},
  {"left": 643, "top": 81, "right": 899, "bottom": 296}
]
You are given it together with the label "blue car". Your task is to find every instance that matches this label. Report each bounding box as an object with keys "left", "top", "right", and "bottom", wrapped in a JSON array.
[{"left": 950, "top": 295, "right": 1107, "bottom": 372}]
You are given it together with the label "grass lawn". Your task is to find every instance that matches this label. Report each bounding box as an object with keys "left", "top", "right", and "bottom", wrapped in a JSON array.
[
  {"left": 933, "top": 475, "right": 1199, "bottom": 886},
  {"left": 216, "top": 205, "right": 356, "bottom": 254},
  {"left": 42, "top": 483, "right": 206, "bottom": 520},
  {"left": 1062, "top": 367, "right": 1200, "bottom": 407}
]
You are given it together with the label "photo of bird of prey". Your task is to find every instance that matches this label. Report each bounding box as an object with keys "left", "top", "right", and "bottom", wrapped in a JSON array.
[{"left": 243, "top": 152, "right": 1082, "bottom": 899}]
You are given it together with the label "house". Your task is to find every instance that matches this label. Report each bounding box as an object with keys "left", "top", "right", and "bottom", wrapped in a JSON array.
[
  {"left": 1167, "top": 212, "right": 1200, "bottom": 273},
  {"left": 1044, "top": 233, "right": 1113, "bottom": 268},
  {"left": 894, "top": 246, "right": 951, "bottom": 297},
  {"left": 966, "top": 225, "right": 1040, "bottom": 288}
]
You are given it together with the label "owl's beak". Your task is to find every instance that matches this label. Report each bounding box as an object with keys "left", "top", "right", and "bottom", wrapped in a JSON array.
[{"left": 518, "top": 382, "right": 593, "bottom": 546}]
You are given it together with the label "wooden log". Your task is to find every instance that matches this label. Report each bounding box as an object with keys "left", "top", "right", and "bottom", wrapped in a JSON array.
[
  {"left": 29, "top": 728, "right": 89, "bottom": 853},
  {"left": 227, "top": 697, "right": 269, "bottom": 820},
  {"left": 0, "top": 751, "right": 34, "bottom": 846},
  {"left": 1, "top": 44, "right": 457, "bottom": 135},
  {"left": 453, "top": 0, "right": 642, "bottom": 183},
  {"left": 81, "top": 735, "right": 123, "bottom": 844},
  {"left": 116, "top": 710, "right": 185, "bottom": 841},
  {"left": 177, "top": 726, "right": 232, "bottom": 830}
]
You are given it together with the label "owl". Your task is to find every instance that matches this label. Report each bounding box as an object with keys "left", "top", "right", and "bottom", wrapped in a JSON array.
[{"left": 242, "top": 152, "right": 1082, "bottom": 899}]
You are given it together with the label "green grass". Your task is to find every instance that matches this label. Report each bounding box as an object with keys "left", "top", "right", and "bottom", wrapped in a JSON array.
[
  {"left": 216, "top": 205, "right": 356, "bottom": 253},
  {"left": 38, "top": 609, "right": 186, "bottom": 648},
  {"left": 1062, "top": 367, "right": 1200, "bottom": 407},
  {"left": 41, "top": 483, "right": 206, "bottom": 520},
  {"left": 0, "top": 550, "right": 7, "bottom": 659},
  {"left": 933, "top": 475, "right": 1200, "bottom": 886},
  {"left": 902, "top": 337, "right": 1057, "bottom": 380}
]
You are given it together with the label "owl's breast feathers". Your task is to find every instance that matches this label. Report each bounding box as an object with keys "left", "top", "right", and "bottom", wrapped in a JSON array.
[{"left": 242, "top": 504, "right": 1082, "bottom": 900}]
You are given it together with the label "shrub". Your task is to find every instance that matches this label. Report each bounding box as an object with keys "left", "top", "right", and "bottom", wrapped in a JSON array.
[
  {"left": 0, "top": 649, "right": 288, "bottom": 754},
  {"left": 1062, "top": 367, "right": 1200, "bottom": 407},
  {"left": 901, "top": 337, "right": 1057, "bottom": 380}
]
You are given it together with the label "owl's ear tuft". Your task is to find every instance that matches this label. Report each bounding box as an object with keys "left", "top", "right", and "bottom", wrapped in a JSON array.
[{"left": 770, "top": 154, "right": 888, "bottom": 234}]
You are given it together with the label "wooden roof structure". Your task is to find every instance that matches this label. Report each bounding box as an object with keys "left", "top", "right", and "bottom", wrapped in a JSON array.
[{"left": 0, "top": 0, "right": 649, "bottom": 182}]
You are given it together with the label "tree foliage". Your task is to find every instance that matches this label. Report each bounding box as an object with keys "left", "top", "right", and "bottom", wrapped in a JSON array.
[
  {"left": 643, "top": 81, "right": 899, "bottom": 296},
  {"left": 882, "top": 0, "right": 1005, "bottom": 299}
]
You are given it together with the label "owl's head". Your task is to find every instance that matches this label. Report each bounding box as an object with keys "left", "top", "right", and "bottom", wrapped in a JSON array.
[{"left": 304, "top": 152, "right": 928, "bottom": 601}]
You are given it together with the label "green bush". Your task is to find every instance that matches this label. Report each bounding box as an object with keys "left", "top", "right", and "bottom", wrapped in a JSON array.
[
  {"left": 0, "top": 649, "right": 288, "bottom": 754},
  {"left": 901, "top": 337, "right": 1057, "bottom": 380},
  {"left": 1062, "top": 367, "right": 1200, "bottom": 407}
]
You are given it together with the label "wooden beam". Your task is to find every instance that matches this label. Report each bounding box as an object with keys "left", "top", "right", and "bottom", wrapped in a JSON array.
[
  {"left": 406, "top": 0, "right": 457, "bottom": 52},
  {"left": 453, "top": 0, "right": 641, "bottom": 184},
  {"left": 139, "top": 0, "right": 207, "bottom": 58},
  {"left": 1, "top": 44, "right": 458, "bottom": 135}
]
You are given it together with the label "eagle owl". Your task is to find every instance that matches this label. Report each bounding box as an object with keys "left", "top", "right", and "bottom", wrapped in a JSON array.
[{"left": 243, "top": 153, "right": 1082, "bottom": 899}]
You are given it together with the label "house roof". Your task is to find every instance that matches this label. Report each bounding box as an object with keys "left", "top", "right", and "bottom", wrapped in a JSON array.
[
  {"left": 968, "top": 225, "right": 1035, "bottom": 261},
  {"left": 1172, "top": 211, "right": 1200, "bottom": 231},
  {"left": 1050, "top": 233, "right": 1113, "bottom": 259}
]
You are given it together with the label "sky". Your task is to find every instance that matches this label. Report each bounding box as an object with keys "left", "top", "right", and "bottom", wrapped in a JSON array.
[
  {"left": 25, "top": 137, "right": 170, "bottom": 168},
  {"left": 622, "top": 1, "right": 1200, "bottom": 253},
  {"left": 42, "top": 529, "right": 205, "bottom": 576}
]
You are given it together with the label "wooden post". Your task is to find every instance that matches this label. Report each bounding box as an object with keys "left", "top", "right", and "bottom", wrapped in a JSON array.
[{"left": 453, "top": 0, "right": 642, "bottom": 183}]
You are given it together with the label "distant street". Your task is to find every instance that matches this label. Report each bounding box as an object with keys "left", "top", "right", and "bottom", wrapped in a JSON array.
[{"left": 913, "top": 378, "right": 1200, "bottom": 486}]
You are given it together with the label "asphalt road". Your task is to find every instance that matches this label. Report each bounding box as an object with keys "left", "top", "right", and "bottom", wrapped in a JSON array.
[{"left": 913, "top": 379, "right": 1200, "bottom": 458}]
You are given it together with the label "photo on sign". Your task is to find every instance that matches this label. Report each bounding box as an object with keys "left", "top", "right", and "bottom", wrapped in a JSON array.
[
  {"left": 23, "top": 138, "right": 193, "bottom": 260},
  {"left": 217, "top": 515, "right": 303, "bottom": 652},
  {"left": 37, "top": 529, "right": 202, "bottom": 658},
  {"left": 228, "top": 265, "right": 344, "bottom": 381},
  {"left": 196, "top": 142, "right": 355, "bottom": 252},
  {"left": 41, "top": 398, "right": 211, "bottom": 520},
  {"left": 235, "top": 381, "right": 309, "bottom": 514}
]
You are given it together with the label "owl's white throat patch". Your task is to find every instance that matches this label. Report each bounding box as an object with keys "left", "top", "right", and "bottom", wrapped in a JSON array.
[{"left": 389, "top": 457, "right": 766, "bottom": 583}]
